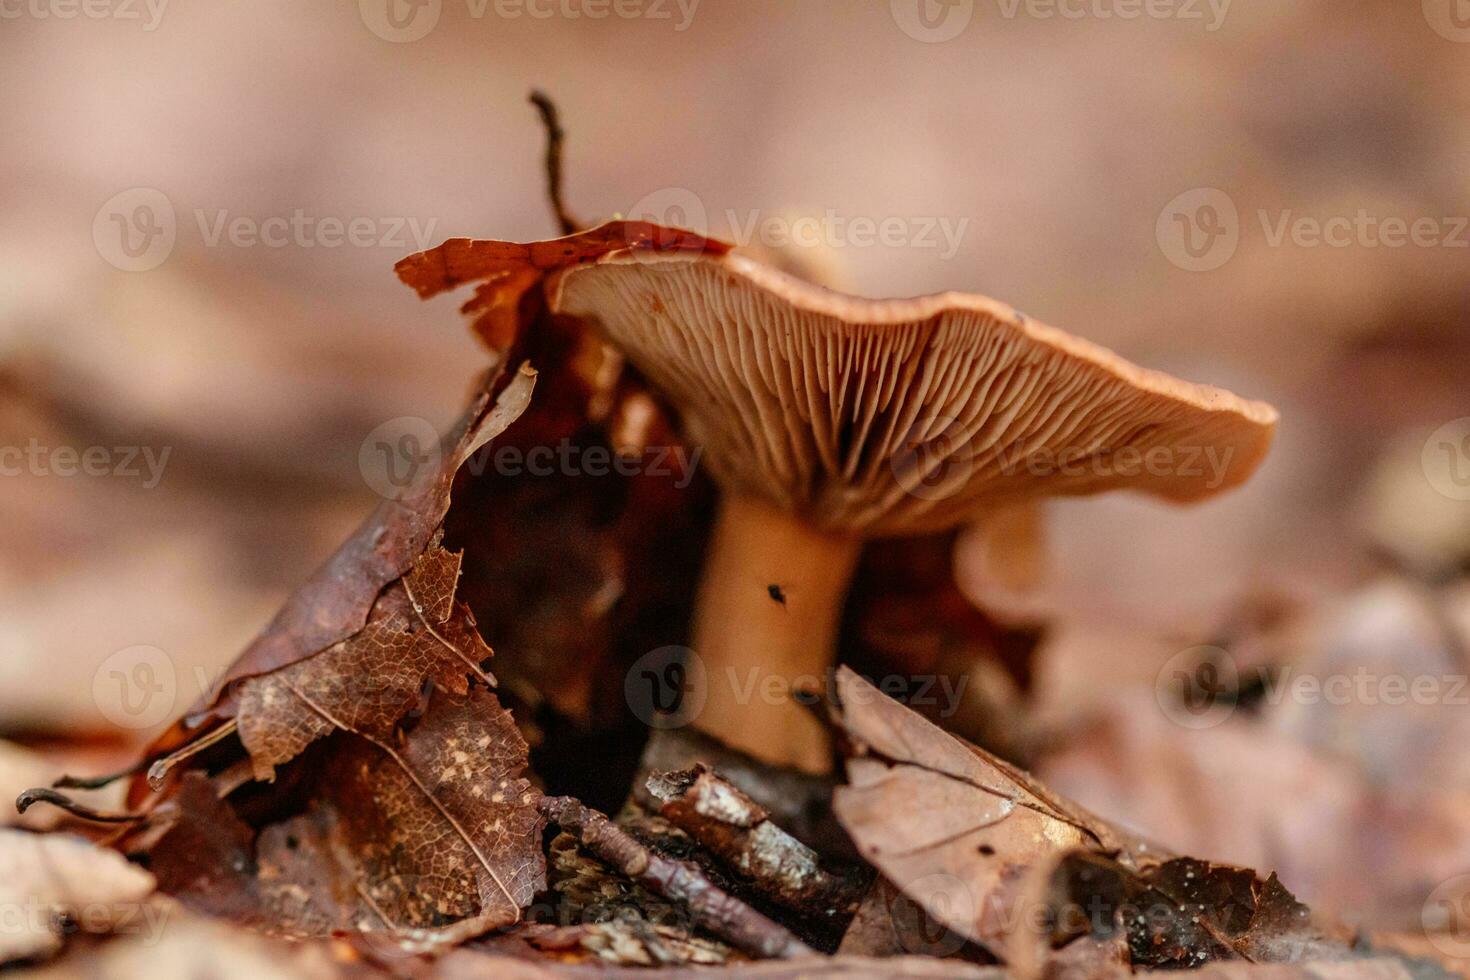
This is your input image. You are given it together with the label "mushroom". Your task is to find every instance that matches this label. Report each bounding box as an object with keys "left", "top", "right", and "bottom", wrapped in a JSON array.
[{"left": 548, "top": 248, "right": 1278, "bottom": 773}]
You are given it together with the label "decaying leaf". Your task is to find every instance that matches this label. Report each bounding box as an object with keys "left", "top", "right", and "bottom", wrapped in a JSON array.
[
  {"left": 827, "top": 666, "right": 1351, "bottom": 976},
  {"left": 1014, "top": 850, "right": 1330, "bottom": 973},
  {"left": 0, "top": 830, "right": 156, "bottom": 966},
  {"left": 139, "top": 362, "right": 537, "bottom": 784},
  {"left": 236, "top": 545, "right": 493, "bottom": 781},
  {"left": 829, "top": 666, "right": 1148, "bottom": 959},
  {"left": 393, "top": 221, "right": 728, "bottom": 352},
  {"left": 255, "top": 689, "right": 543, "bottom": 949}
]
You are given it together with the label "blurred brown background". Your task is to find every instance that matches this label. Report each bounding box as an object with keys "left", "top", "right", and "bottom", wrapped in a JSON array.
[{"left": 1, "top": 0, "right": 1467, "bottom": 936}]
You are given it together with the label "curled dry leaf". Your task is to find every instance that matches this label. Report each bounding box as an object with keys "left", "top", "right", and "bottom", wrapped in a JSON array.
[
  {"left": 828, "top": 666, "right": 1346, "bottom": 976},
  {"left": 97, "top": 366, "right": 549, "bottom": 950},
  {"left": 829, "top": 666, "right": 1151, "bottom": 959},
  {"left": 0, "top": 829, "right": 156, "bottom": 966},
  {"left": 139, "top": 362, "right": 537, "bottom": 782},
  {"left": 393, "top": 221, "right": 728, "bottom": 352}
]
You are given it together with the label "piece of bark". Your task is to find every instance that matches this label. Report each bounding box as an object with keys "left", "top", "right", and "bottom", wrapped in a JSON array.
[
  {"left": 634, "top": 728, "right": 846, "bottom": 858},
  {"left": 538, "top": 796, "right": 812, "bottom": 961},
  {"left": 647, "top": 765, "right": 865, "bottom": 925}
]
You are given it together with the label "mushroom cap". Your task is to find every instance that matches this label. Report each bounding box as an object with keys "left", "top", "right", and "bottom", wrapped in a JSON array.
[{"left": 549, "top": 249, "right": 1278, "bottom": 536}]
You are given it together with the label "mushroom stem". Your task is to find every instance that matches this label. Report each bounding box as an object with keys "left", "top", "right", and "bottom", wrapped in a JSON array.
[{"left": 691, "top": 494, "right": 862, "bottom": 774}]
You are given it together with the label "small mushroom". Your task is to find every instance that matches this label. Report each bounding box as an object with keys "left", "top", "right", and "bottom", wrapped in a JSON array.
[{"left": 549, "top": 248, "right": 1278, "bottom": 773}]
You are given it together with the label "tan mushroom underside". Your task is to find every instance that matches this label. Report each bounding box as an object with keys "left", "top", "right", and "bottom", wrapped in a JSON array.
[{"left": 551, "top": 252, "right": 1276, "bottom": 536}]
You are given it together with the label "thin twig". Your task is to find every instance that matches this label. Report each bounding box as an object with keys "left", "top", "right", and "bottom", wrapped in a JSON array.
[
  {"left": 15, "top": 788, "right": 144, "bottom": 824},
  {"left": 539, "top": 795, "right": 813, "bottom": 960},
  {"left": 528, "top": 90, "right": 582, "bottom": 235},
  {"left": 649, "top": 766, "right": 864, "bottom": 921},
  {"left": 53, "top": 762, "right": 144, "bottom": 791},
  {"left": 146, "top": 719, "right": 240, "bottom": 790}
]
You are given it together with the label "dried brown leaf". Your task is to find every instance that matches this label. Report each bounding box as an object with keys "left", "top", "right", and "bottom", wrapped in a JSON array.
[
  {"left": 254, "top": 689, "right": 544, "bottom": 950},
  {"left": 828, "top": 666, "right": 1150, "bottom": 959}
]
